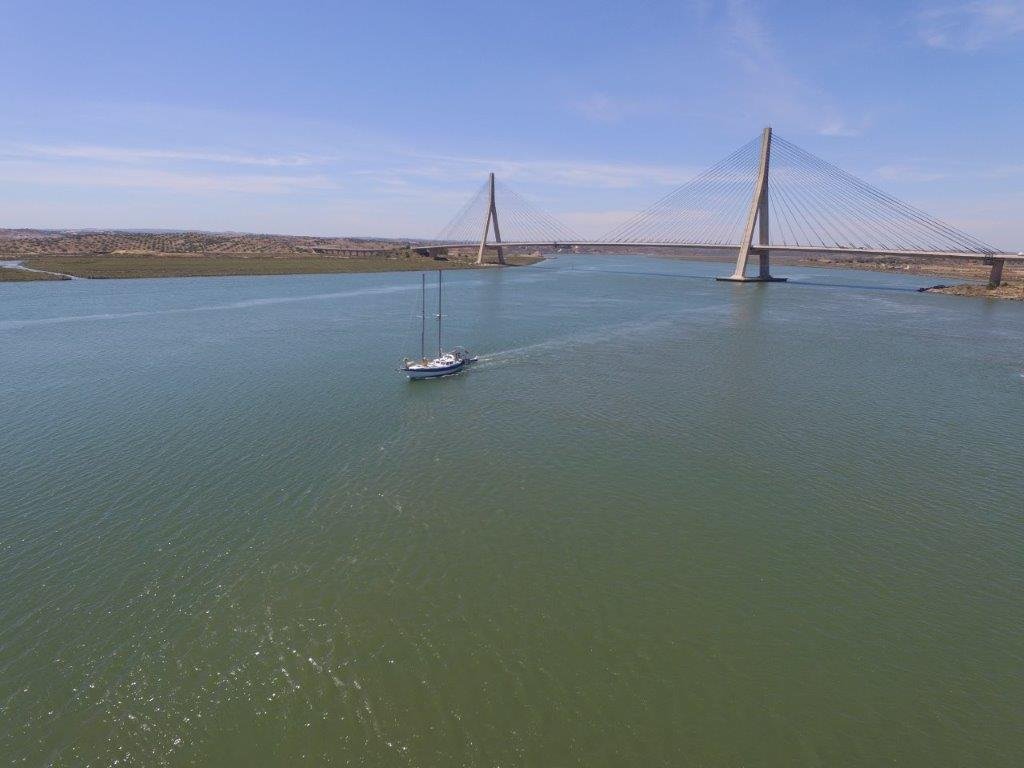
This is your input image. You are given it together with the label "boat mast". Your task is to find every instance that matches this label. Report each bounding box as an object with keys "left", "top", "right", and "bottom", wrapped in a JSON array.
[
  {"left": 437, "top": 270, "right": 442, "bottom": 357},
  {"left": 420, "top": 273, "right": 426, "bottom": 360}
]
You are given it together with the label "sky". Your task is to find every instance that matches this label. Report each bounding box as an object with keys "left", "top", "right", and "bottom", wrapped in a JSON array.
[{"left": 1, "top": 0, "right": 1022, "bottom": 247}]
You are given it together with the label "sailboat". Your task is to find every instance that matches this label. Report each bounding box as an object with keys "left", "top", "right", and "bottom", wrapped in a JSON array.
[{"left": 402, "top": 272, "right": 476, "bottom": 380}]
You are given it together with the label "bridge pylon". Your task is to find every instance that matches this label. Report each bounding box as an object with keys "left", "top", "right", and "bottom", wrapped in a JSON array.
[
  {"left": 717, "top": 126, "right": 787, "bottom": 283},
  {"left": 476, "top": 172, "right": 505, "bottom": 265}
]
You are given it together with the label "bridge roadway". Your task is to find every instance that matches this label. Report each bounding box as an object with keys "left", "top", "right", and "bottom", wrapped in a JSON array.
[
  {"left": 410, "top": 242, "right": 1024, "bottom": 262},
  {"left": 410, "top": 242, "right": 1022, "bottom": 286}
]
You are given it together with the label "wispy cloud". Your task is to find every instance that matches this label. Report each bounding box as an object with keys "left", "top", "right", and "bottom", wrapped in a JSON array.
[
  {"left": 558, "top": 210, "right": 641, "bottom": 235},
  {"left": 368, "top": 152, "right": 696, "bottom": 189},
  {"left": 723, "top": 0, "right": 867, "bottom": 137},
  {"left": 0, "top": 140, "right": 337, "bottom": 195},
  {"left": 0, "top": 129, "right": 699, "bottom": 210},
  {"left": 875, "top": 164, "right": 950, "bottom": 182},
  {"left": 571, "top": 93, "right": 622, "bottom": 122},
  {"left": 0, "top": 142, "right": 320, "bottom": 167},
  {"left": 874, "top": 158, "right": 1024, "bottom": 183},
  {"left": 0, "top": 161, "right": 337, "bottom": 194},
  {"left": 568, "top": 93, "right": 640, "bottom": 123},
  {"left": 979, "top": 163, "right": 1024, "bottom": 178},
  {"left": 916, "top": 0, "right": 1024, "bottom": 50},
  {"left": 817, "top": 119, "right": 870, "bottom": 138}
]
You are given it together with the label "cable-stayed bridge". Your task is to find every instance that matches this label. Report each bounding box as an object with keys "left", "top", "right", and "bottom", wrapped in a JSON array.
[{"left": 411, "top": 128, "right": 1021, "bottom": 288}]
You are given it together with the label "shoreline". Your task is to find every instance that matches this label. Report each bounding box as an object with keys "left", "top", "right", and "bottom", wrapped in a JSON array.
[
  {"left": 2, "top": 248, "right": 1020, "bottom": 300},
  {"left": 919, "top": 282, "right": 1024, "bottom": 300},
  {"left": 0, "top": 230, "right": 545, "bottom": 281},
  {"left": 0, "top": 260, "right": 72, "bottom": 281},
  {"left": 651, "top": 251, "right": 1023, "bottom": 301},
  {"left": 0, "top": 252, "right": 544, "bottom": 281}
]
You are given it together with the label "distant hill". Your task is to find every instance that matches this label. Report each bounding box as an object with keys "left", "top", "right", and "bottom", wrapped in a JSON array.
[{"left": 0, "top": 228, "right": 407, "bottom": 256}]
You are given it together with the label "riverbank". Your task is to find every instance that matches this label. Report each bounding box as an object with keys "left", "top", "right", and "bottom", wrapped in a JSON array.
[
  {"left": 2, "top": 229, "right": 1017, "bottom": 293},
  {"left": 5, "top": 251, "right": 1018, "bottom": 298},
  {"left": 652, "top": 247, "right": 1013, "bottom": 281},
  {"left": 0, "top": 252, "right": 541, "bottom": 280},
  {"left": 788, "top": 255, "right": 1023, "bottom": 300},
  {"left": 651, "top": 249, "right": 1022, "bottom": 300},
  {"left": 922, "top": 282, "right": 1024, "bottom": 300},
  {"left": 0, "top": 264, "right": 70, "bottom": 281},
  {"left": 0, "top": 229, "right": 541, "bottom": 280}
]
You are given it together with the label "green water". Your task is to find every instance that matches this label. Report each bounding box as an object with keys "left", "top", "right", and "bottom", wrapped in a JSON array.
[{"left": 1, "top": 256, "right": 1022, "bottom": 766}]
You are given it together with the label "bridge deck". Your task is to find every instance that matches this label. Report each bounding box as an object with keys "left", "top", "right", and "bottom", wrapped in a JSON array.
[{"left": 409, "top": 242, "right": 1024, "bottom": 262}]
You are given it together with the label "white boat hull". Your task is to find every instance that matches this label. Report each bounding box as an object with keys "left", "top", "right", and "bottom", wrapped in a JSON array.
[
  {"left": 404, "top": 359, "right": 467, "bottom": 379},
  {"left": 402, "top": 273, "right": 476, "bottom": 381}
]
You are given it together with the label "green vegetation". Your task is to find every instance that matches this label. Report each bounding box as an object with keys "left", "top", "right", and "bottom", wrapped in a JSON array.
[
  {"left": 15, "top": 253, "right": 541, "bottom": 280},
  {"left": 925, "top": 281, "right": 1024, "bottom": 301},
  {"left": 0, "top": 230, "right": 542, "bottom": 281}
]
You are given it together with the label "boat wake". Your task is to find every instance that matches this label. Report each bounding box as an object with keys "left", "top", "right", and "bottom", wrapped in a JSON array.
[
  {"left": 476, "top": 306, "right": 728, "bottom": 368},
  {"left": 0, "top": 284, "right": 418, "bottom": 331}
]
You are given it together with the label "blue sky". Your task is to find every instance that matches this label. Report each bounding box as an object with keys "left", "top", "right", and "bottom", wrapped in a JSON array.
[{"left": 1, "top": 0, "right": 1022, "bottom": 247}]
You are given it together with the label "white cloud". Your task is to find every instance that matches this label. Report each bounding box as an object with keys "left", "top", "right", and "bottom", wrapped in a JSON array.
[
  {"left": 570, "top": 93, "right": 626, "bottom": 123},
  {"left": 567, "top": 92, "right": 651, "bottom": 123},
  {"left": 874, "top": 164, "right": 950, "bottom": 182},
  {"left": 0, "top": 128, "right": 700, "bottom": 234},
  {"left": 0, "top": 143, "right": 319, "bottom": 167},
  {"left": 817, "top": 120, "right": 868, "bottom": 138},
  {"left": 0, "top": 133, "right": 698, "bottom": 238},
  {"left": 0, "top": 160, "right": 336, "bottom": 194},
  {"left": 980, "top": 163, "right": 1024, "bottom": 178},
  {"left": 0, "top": 140, "right": 336, "bottom": 196},
  {"left": 874, "top": 159, "right": 1024, "bottom": 183},
  {"left": 558, "top": 210, "right": 642, "bottom": 236},
  {"left": 369, "top": 152, "right": 696, "bottom": 190},
  {"left": 921, "top": 192, "right": 1024, "bottom": 249},
  {"left": 869, "top": 160, "right": 1024, "bottom": 247},
  {"left": 916, "top": 1, "right": 1024, "bottom": 50},
  {"left": 723, "top": 0, "right": 868, "bottom": 138}
]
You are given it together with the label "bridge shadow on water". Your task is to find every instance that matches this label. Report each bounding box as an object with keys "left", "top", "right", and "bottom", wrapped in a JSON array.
[
  {"left": 556, "top": 267, "right": 713, "bottom": 282},
  {"left": 550, "top": 266, "right": 925, "bottom": 293},
  {"left": 782, "top": 277, "right": 924, "bottom": 293}
]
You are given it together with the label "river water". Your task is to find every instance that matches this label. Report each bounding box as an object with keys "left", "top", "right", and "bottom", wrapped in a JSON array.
[{"left": 1, "top": 255, "right": 1021, "bottom": 766}]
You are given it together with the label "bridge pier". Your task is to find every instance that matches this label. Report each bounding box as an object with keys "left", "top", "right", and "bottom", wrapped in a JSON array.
[
  {"left": 717, "top": 248, "right": 787, "bottom": 283},
  {"left": 717, "top": 126, "right": 787, "bottom": 284},
  {"left": 986, "top": 257, "right": 1005, "bottom": 288},
  {"left": 476, "top": 172, "right": 505, "bottom": 266}
]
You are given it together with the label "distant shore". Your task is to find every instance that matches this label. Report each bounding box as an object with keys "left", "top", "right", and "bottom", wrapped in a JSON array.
[
  {"left": 0, "top": 253, "right": 542, "bottom": 281},
  {"left": 651, "top": 249, "right": 1023, "bottom": 301},
  {"left": 0, "top": 229, "right": 543, "bottom": 280},
  {"left": 1, "top": 229, "right": 1019, "bottom": 299}
]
